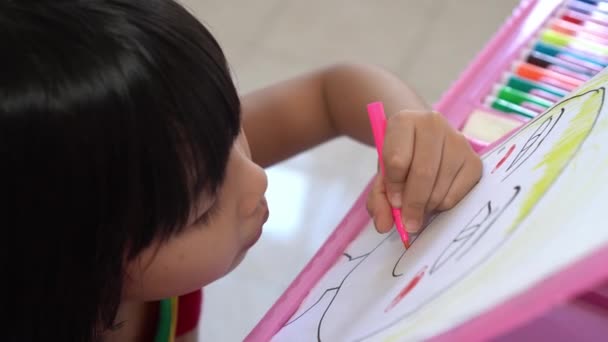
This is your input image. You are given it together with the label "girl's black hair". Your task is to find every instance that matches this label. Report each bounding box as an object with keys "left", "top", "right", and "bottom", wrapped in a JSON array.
[{"left": 0, "top": 1, "right": 241, "bottom": 340}]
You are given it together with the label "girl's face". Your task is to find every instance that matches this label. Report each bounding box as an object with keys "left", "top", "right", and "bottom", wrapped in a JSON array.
[{"left": 123, "top": 128, "right": 268, "bottom": 301}]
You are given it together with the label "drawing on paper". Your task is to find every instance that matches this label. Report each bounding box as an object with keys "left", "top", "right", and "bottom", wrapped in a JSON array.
[
  {"left": 271, "top": 86, "right": 605, "bottom": 342},
  {"left": 429, "top": 186, "right": 520, "bottom": 275}
]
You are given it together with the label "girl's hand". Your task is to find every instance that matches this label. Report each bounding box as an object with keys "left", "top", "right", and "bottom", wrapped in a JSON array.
[{"left": 367, "top": 110, "right": 482, "bottom": 234}]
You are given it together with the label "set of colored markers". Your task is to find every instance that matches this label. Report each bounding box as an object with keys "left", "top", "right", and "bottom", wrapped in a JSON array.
[{"left": 463, "top": 0, "right": 608, "bottom": 145}]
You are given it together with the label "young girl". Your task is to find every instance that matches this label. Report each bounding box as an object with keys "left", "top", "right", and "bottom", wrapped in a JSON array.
[{"left": 2, "top": 1, "right": 482, "bottom": 341}]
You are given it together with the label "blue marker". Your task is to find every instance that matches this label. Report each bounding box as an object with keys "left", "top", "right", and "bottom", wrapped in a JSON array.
[
  {"left": 575, "top": 0, "right": 608, "bottom": 14},
  {"left": 532, "top": 41, "right": 607, "bottom": 72}
]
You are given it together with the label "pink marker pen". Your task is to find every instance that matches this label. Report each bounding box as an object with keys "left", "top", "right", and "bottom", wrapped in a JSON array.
[{"left": 367, "top": 101, "right": 410, "bottom": 249}]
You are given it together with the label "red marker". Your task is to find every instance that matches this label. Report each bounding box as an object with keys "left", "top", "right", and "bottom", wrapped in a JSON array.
[
  {"left": 385, "top": 265, "right": 428, "bottom": 312},
  {"left": 492, "top": 144, "right": 516, "bottom": 174}
]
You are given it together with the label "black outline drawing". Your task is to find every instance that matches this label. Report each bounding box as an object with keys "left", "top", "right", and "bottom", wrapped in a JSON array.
[
  {"left": 502, "top": 109, "right": 564, "bottom": 181},
  {"left": 392, "top": 215, "right": 438, "bottom": 278},
  {"left": 282, "top": 232, "right": 394, "bottom": 341},
  {"left": 283, "top": 250, "right": 373, "bottom": 328},
  {"left": 284, "top": 218, "right": 438, "bottom": 337},
  {"left": 278, "top": 87, "right": 605, "bottom": 342},
  {"left": 352, "top": 87, "right": 605, "bottom": 342},
  {"left": 429, "top": 186, "right": 521, "bottom": 275}
]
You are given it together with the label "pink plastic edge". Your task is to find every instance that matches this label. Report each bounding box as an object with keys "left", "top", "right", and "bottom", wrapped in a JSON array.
[
  {"left": 434, "top": 0, "right": 564, "bottom": 131},
  {"left": 429, "top": 243, "right": 608, "bottom": 342},
  {"left": 244, "top": 181, "right": 374, "bottom": 342}
]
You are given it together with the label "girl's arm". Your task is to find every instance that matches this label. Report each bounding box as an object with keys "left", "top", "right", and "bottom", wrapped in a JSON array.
[
  {"left": 242, "top": 62, "right": 429, "bottom": 167},
  {"left": 242, "top": 62, "right": 481, "bottom": 233}
]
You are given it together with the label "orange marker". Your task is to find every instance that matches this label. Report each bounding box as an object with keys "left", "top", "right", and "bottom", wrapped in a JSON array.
[{"left": 513, "top": 62, "right": 583, "bottom": 91}]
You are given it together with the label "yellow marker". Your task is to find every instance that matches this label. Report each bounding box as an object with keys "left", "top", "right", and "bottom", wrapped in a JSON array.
[{"left": 540, "top": 29, "right": 608, "bottom": 57}]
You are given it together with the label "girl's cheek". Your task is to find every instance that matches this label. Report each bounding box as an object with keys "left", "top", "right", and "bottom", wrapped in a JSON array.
[{"left": 237, "top": 194, "right": 261, "bottom": 218}]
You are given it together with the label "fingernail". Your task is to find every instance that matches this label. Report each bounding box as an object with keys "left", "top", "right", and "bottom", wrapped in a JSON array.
[
  {"left": 404, "top": 219, "right": 420, "bottom": 233},
  {"left": 389, "top": 193, "right": 402, "bottom": 207}
]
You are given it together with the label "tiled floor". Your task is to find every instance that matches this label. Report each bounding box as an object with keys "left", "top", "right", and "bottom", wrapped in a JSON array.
[{"left": 178, "top": 0, "right": 521, "bottom": 340}]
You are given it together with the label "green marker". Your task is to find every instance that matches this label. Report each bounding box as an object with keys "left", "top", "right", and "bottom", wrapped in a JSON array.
[
  {"left": 492, "top": 84, "right": 553, "bottom": 111},
  {"left": 501, "top": 72, "right": 567, "bottom": 99},
  {"left": 484, "top": 95, "right": 536, "bottom": 119}
]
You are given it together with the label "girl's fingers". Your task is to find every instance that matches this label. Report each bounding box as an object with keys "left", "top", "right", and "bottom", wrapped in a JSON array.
[
  {"left": 382, "top": 116, "right": 415, "bottom": 209},
  {"left": 367, "top": 173, "right": 394, "bottom": 233},
  {"left": 401, "top": 115, "right": 444, "bottom": 233},
  {"left": 426, "top": 136, "right": 466, "bottom": 213},
  {"left": 438, "top": 155, "right": 483, "bottom": 211}
]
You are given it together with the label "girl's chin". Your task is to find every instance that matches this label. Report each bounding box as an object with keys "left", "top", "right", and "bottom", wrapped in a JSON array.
[{"left": 228, "top": 250, "right": 248, "bottom": 272}]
